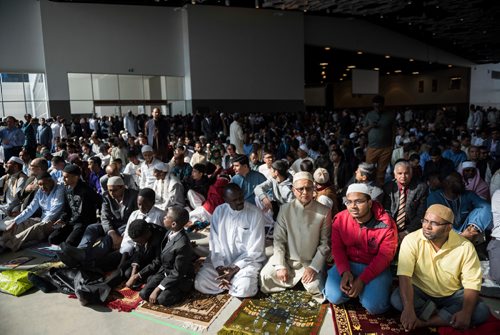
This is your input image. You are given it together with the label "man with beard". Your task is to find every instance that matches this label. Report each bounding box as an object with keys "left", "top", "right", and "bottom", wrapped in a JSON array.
[
  {"left": 0, "top": 156, "right": 28, "bottom": 217},
  {"left": 146, "top": 108, "right": 169, "bottom": 161},
  {"left": 391, "top": 205, "right": 490, "bottom": 331},
  {"left": 139, "top": 145, "right": 162, "bottom": 189},
  {"left": 195, "top": 184, "right": 265, "bottom": 298}
]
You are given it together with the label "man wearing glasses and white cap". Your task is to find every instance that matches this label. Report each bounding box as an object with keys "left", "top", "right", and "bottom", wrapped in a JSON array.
[
  {"left": 391, "top": 204, "right": 490, "bottom": 331},
  {"left": 324, "top": 183, "right": 397, "bottom": 314},
  {"left": 260, "top": 171, "right": 331, "bottom": 302}
]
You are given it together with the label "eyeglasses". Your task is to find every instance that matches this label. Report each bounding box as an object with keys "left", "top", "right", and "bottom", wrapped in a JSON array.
[
  {"left": 344, "top": 199, "right": 368, "bottom": 207},
  {"left": 421, "top": 218, "right": 450, "bottom": 227},
  {"left": 294, "top": 186, "right": 314, "bottom": 193}
]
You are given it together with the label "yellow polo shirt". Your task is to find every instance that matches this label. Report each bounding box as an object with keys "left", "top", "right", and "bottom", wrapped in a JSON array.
[{"left": 397, "top": 229, "right": 482, "bottom": 297}]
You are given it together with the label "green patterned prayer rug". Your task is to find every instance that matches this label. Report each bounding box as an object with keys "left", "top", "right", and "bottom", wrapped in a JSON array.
[{"left": 218, "top": 290, "right": 328, "bottom": 335}]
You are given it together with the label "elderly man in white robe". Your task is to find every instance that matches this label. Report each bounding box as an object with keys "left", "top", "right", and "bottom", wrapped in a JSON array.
[
  {"left": 139, "top": 145, "right": 162, "bottom": 189},
  {"left": 194, "top": 183, "right": 266, "bottom": 298},
  {"left": 152, "top": 162, "right": 185, "bottom": 211},
  {"left": 260, "top": 171, "right": 331, "bottom": 302}
]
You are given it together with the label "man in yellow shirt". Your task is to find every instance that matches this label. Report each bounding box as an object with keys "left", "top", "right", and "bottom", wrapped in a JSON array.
[{"left": 391, "top": 204, "right": 490, "bottom": 331}]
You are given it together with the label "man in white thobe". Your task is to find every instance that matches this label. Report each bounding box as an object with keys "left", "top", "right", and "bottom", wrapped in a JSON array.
[
  {"left": 194, "top": 184, "right": 265, "bottom": 298},
  {"left": 152, "top": 162, "right": 185, "bottom": 211},
  {"left": 139, "top": 145, "right": 162, "bottom": 189}
]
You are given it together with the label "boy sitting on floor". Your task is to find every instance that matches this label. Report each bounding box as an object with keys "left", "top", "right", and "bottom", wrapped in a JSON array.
[
  {"left": 124, "top": 219, "right": 167, "bottom": 290},
  {"left": 138, "top": 207, "right": 195, "bottom": 306}
]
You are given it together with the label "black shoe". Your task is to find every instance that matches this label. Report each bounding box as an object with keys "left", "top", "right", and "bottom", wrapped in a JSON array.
[
  {"left": 56, "top": 250, "right": 81, "bottom": 268},
  {"left": 61, "top": 242, "right": 87, "bottom": 263}
]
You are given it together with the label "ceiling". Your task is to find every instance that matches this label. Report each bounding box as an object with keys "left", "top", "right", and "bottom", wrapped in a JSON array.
[{"left": 53, "top": 0, "right": 500, "bottom": 65}]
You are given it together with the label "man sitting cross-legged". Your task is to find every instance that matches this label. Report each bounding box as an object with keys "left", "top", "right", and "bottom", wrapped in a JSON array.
[
  {"left": 391, "top": 204, "right": 490, "bottom": 331},
  {"left": 138, "top": 207, "right": 195, "bottom": 306},
  {"left": 195, "top": 183, "right": 266, "bottom": 298}
]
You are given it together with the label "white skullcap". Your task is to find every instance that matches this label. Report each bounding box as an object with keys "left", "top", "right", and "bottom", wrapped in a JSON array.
[
  {"left": 462, "top": 161, "right": 477, "bottom": 169},
  {"left": 346, "top": 183, "right": 371, "bottom": 197},
  {"left": 8, "top": 156, "right": 24, "bottom": 166},
  {"left": 313, "top": 168, "right": 329, "bottom": 184},
  {"left": 293, "top": 171, "right": 313, "bottom": 184},
  {"left": 299, "top": 144, "right": 309, "bottom": 152},
  {"left": 154, "top": 162, "right": 169, "bottom": 172},
  {"left": 141, "top": 145, "right": 153, "bottom": 153},
  {"left": 349, "top": 132, "right": 358, "bottom": 139},
  {"left": 107, "top": 176, "right": 124, "bottom": 186}
]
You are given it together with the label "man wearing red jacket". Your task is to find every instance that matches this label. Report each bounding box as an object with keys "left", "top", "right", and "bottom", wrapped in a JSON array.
[{"left": 324, "top": 183, "right": 398, "bottom": 314}]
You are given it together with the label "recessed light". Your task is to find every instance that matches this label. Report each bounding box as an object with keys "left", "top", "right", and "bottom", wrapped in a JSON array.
[
  {"left": 322, "top": 75, "right": 326, "bottom": 79},
  {"left": 412, "top": 71, "right": 419, "bottom": 75},
  {"left": 357, "top": 51, "right": 363, "bottom": 55},
  {"left": 385, "top": 55, "right": 391, "bottom": 59},
  {"left": 386, "top": 71, "right": 390, "bottom": 75},
  {"left": 409, "top": 58, "right": 414, "bottom": 62},
  {"left": 374, "top": 67, "right": 380, "bottom": 71},
  {"left": 346, "top": 68, "right": 350, "bottom": 71},
  {"left": 448, "top": 64, "right": 453, "bottom": 68},
  {"left": 324, "top": 47, "right": 331, "bottom": 51},
  {"left": 320, "top": 62, "right": 328, "bottom": 66},
  {"left": 343, "top": 73, "right": 347, "bottom": 77},
  {"left": 394, "top": 70, "right": 402, "bottom": 73},
  {"left": 340, "top": 78, "right": 343, "bottom": 81},
  {"left": 347, "top": 65, "right": 356, "bottom": 69},
  {"left": 321, "top": 71, "right": 325, "bottom": 75}
]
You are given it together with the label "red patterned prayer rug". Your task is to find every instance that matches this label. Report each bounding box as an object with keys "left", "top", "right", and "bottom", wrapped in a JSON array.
[
  {"left": 331, "top": 302, "right": 438, "bottom": 335},
  {"left": 219, "top": 290, "right": 328, "bottom": 335},
  {"left": 106, "top": 285, "right": 143, "bottom": 312}
]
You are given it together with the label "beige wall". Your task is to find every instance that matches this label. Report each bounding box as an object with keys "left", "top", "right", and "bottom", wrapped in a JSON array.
[{"left": 333, "top": 68, "right": 470, "bottom": 108}]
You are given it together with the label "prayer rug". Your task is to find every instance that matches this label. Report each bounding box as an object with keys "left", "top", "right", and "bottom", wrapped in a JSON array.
[
  {"left": 438, "top": 315, "right": 500, "bottom": 335},
  {"left": 136, "top": 290, "right": 231, "bottom": 330},
  {"left": 331, "top": 302, "right": 437, "bottom": 335},
  {"left": 106, "top": 285, "right": 143, "bottom": 312},
  {"left": 218, "top": 290, "right": 328, "bottom": 335},
  {"left": 0, "top": 256, "right": 35, "bottom": 270},
  {"left": 26, "top": 242, "right": 61, "bottom": 258}
]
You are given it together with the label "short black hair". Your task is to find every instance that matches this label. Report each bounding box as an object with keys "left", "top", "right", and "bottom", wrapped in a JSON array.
[
  {"left": 138, "top": 187, "right": 155, "bottom": 202},
  {"left": 128, "top": 219, "right": 151, "bottom": 240},
  {"left": 429, "top": 147, "right": 442, "bottom": 156},
  {"left": 89, "top": 156, "right": 102, "bottom": 167},
  {"left": 51, "top": 156, "right": 65, "bottom": 165},
  {"left": 193, "top": 163, "right": 206, "bottom": 174},
  {"left": 36, "top": 172, "right": 52, "bottom": 181},
  {"left": 166, "top": 206, "right": 190, "bottom": 227},
  {"left": 231, "top": 154, "right": 249, "bottom": 166},
  {"left": 300, "top": 159, "right": 314, "bottom": 173}
]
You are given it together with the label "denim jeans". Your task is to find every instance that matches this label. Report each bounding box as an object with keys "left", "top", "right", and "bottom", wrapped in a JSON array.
[
  {"left": 391, "top": 285, "right": 490, "bottom": 325},
  {"left": 324, "top": 261, "right": 393, "bottom": 314}
]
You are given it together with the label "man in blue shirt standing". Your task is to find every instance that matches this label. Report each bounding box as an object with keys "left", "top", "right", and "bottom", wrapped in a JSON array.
[
  {"left": 0, "top": 172, "right": 65, "bottom": 252},
  {"left": 0, "top": 116, "right": 25, "bottom": 162}
]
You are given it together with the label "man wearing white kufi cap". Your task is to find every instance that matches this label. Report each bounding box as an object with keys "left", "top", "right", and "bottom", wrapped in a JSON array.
[
  {"left": 139, "top": 145, "right": 162, "bottom": 189},
  {"left": 324, "top": 183, "right": 397, "bottom": 314},
  {"left": 289, "top": 144, "right": 314, "bottom": 174},
  {"left": 152, "top": 162, "right": 185, "bottom": 211},
  {"left": 459, "top": 161, "right": 490, "bottom": 200},
  {"left": 0, "top": 156, "right": 28, "bottom": 217},
  {"left": 260, "top": 171, "right": 331, "bottom": 302}
]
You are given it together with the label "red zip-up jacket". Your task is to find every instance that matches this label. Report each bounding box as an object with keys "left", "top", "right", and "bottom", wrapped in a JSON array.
[{"left": 331, "top": 201, "right": 398, "bottom": 284}]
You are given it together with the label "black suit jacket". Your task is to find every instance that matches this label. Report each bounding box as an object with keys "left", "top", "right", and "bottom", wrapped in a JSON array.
[
  {"left": 382, "top": 178, "right": 428, "bottom": 232},
  {"left": 100, "top": 188, "right": 138, "bottom": 233},
  {"left": 130, "top": 224, "right": 166, "bottom": 271},
  {"left": 139, "top": 229, "right": 195, "bottom": 290}
]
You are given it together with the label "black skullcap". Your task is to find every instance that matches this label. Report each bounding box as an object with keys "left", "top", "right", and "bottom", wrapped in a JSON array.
[
  {"left": 138, "top": 187, "right": 155, "bottom": 202},
  {"left": 63, "top": 164, "right": 81, "bottom": 176}
]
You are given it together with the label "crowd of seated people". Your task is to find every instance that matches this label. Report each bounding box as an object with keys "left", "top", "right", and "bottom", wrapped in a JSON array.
[{"left": 0, "top": 99, "right": 498, "bottom": 331}]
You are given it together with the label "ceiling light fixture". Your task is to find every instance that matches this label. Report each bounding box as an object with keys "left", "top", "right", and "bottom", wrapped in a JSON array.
[
  {"left": 343, "top": 73, "right": 347, "bottom": 77},
  {"left": 357, "top": 51, "right": 363, "bottom": 55},
  {"left": 374, "top": 67, "right": 379, "bottom": 71},
  {"left": 412, "top": 71, "right": 419, "bottom": 75},
  {"left": 409, "top": 58, "right": 414, "bottom": 62},
  {"left": 319, "top": 62, "right": 328, "bottom": 66},
  {"left": 394, "top": 70, "right": 402, "bottom": 73},
  {"left": 448, "top": 64, "right": 453, "bottom": 68},
  {"left": 386, "top": 71, "right": 390, "bottom": 75},
  {"left": 321, "top": 71, "right": 325, "bottom": 75},
  {"left": 347, "top": 65, "right": 356, "bottom": 69},
  {"left": 385, "top": 55, "right": 391, "bottom": 59},
  {"left": 324, "top": 46, "right": 331, "bottom": 51}
]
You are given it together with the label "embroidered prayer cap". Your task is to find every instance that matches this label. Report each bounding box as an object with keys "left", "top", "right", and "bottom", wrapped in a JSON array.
[
  {"left": 462, "top": 161, "right": 477, "bottom": 169},
  {"left": 153, "top": 162, "right": 169, "bottom": 172},
  {"left": 426, "top": 204, "right": 454, "bottom": 224},
  {"left": 293, "top": 171, "right": 313, "bottom": 184},
  {"left": 141, "top": 145, "right": 153, "bottom": 153},
  {"left": 8, "top": 156, "right": 24, "bottom": 166},
  {"left": 313, "top": 168, "right": 330, "bottom": 185},
  {"left": 63, "top": 164, "right": 81, "bottom": 176},
  {"left": 346, "top": 183, "right": 371, "bottom": 198},
  {"left": 107, "top": 176, "right": 124, "bottom": 186}
]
